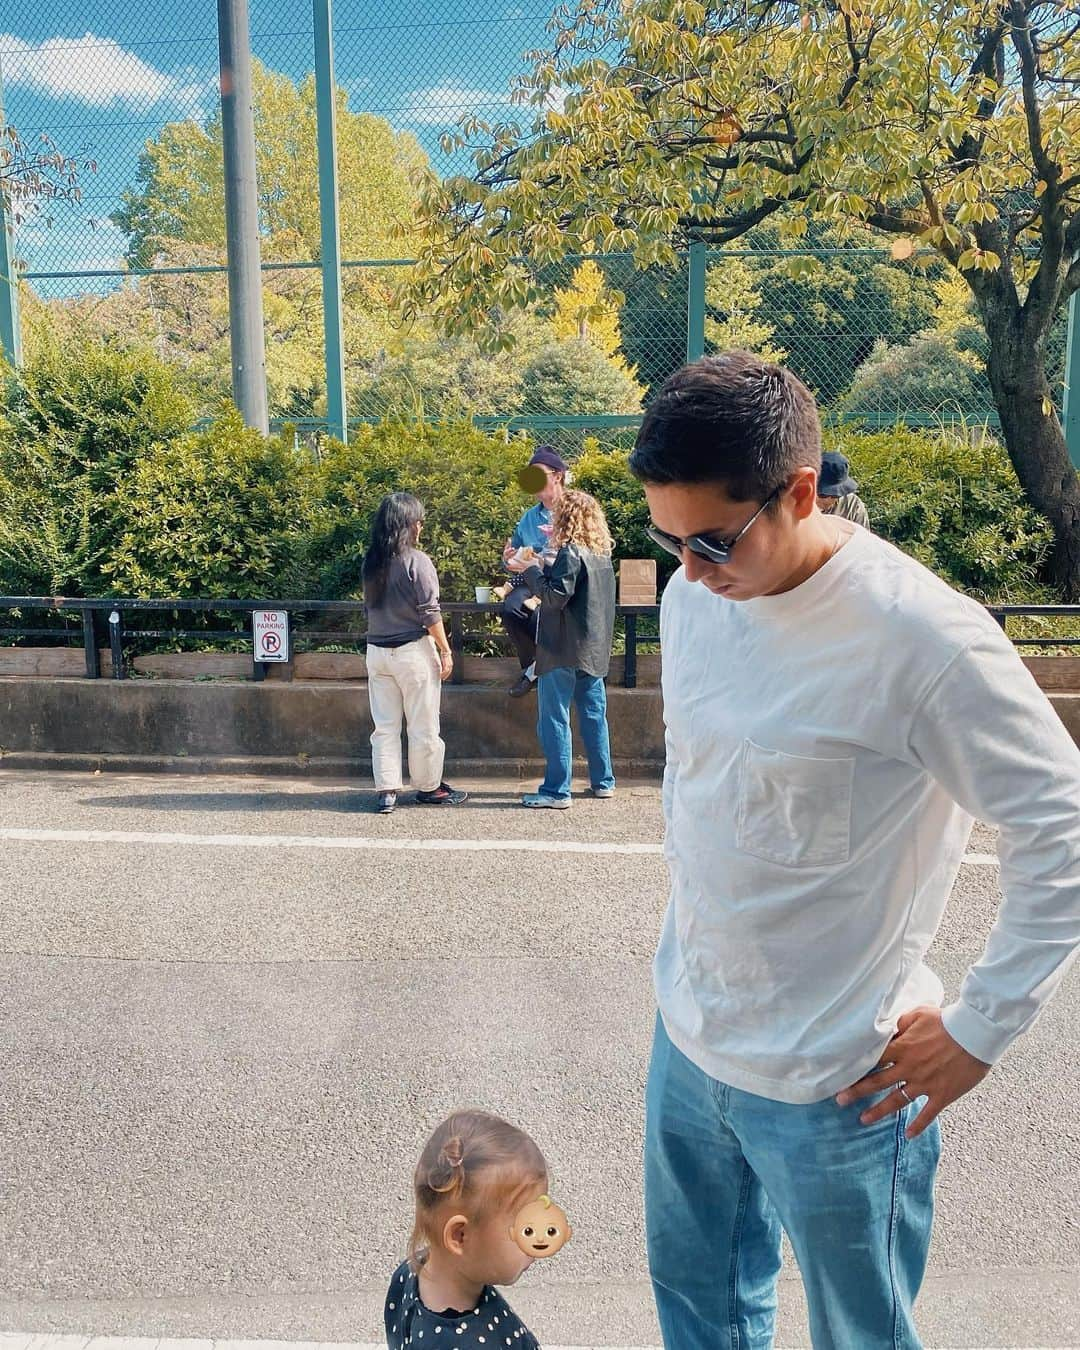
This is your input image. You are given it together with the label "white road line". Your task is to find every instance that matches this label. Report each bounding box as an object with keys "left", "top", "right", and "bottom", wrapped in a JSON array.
[
  {"left": 0, "top": 1338, "right": 1071, "bottom": 1350},
  {"left": 0, "top": 827, "right": 660, "bottom": 856},
  {"left": 0, "top": 826, "right": 1001, "bottom": 866},
  {"left": 0, "top": 1341, "right": 669, "bottom": 1350}
]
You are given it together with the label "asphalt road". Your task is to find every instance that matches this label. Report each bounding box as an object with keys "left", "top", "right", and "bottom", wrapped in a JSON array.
[{"left": 1, "top": 771, "right": 1077, "bottom": 1348}]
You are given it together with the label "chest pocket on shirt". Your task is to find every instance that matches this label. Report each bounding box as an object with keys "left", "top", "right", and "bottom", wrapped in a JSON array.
[{"left": 735, "top": 739, "right": 855, "bottom": 867}]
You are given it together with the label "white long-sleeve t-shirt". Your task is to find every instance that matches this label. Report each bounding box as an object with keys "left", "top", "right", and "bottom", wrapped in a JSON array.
[{"left": 657, "top": 524, "right": 1080, "bottom": 1104}]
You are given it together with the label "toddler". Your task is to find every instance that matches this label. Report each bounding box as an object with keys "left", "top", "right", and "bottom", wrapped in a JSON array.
[{"left": 385, "top": 1110, "right": 567, "bottom": 1349}]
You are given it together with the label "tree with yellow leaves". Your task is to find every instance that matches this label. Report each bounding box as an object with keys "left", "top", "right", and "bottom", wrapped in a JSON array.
[
  {"left": 552, "top": 259, "right": 631, "bottom": 367},
  {"left": 406, "top": 1, "right": 1080, "bottom": 595}
]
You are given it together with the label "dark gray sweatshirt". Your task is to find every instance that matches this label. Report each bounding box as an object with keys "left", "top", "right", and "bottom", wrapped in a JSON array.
[{"left": 365, "top": 548, "right": 442, "bottom": 647}]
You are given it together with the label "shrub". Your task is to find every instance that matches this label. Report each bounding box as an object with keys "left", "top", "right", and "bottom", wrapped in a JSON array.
[
  {"left": 572, "top": 425, "right": 1056, "bottom": 602},
  {"left": 827, "top": 424, "right": 1053, "bottom": 600},
  {"left": 104, "top": 411, "right": 324, "bottom": 598},
  {"left": 2, "top": 332, "right": 196, "bottom": 488},
  {"left": 0, "top": 338, "right": 197, "bottom": 595},
  {"left": 837, "top": 332, "right": 993, "bottom": 423},
  {"left": 313, "top": 419, "right": 537, "bottom": 600},
  {"left": 520, "top": 339, "right": 644, "bottom": 416},
  {"left": 0, "top": 329, "right": 1057, "bottom": 611}
]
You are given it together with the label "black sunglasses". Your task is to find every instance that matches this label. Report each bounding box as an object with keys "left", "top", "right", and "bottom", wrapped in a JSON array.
[{"left": 646, "top": 487, "right": 781, "bottom": 565}]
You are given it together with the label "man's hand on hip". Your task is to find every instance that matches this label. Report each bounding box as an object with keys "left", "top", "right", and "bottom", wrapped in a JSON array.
[{"left": 835, "top": 1005, "right": 991, "bottom": 1140}]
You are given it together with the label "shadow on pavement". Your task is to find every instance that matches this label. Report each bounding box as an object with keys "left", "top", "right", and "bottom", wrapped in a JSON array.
[{"left": 76, "top": 790, "right": 531, "bottom": 814}]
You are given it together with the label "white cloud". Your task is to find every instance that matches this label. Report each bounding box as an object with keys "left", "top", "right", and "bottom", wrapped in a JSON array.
[
  {"left": 0, "top": 32, "right": 207, "bottom": 109},
  {"left": 15, "top": 217, "right": 129, "bottom": 273},
  {"left": 400, "top": 84, "right": 515, "bottom": 126}
]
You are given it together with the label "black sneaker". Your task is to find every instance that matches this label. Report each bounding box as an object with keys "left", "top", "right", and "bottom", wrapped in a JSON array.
[
  {"left": 416, "top": 782, "right": 469, "bottom": 805},
  {"left": 508, "top": 674, "right": 537, "bottom": 698},
  {"left": 377, "top": 791, "right": 397, "bottom": 814}
]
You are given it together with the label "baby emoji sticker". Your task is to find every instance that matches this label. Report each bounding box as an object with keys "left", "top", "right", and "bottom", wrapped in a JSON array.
[{"left": 511, "top": 1194, "right": 572, "bottom": 1258}]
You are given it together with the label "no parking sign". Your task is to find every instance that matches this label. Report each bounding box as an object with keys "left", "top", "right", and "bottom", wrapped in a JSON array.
[{"left": 253, "top": 609, "right": 290, "bottom": 663}]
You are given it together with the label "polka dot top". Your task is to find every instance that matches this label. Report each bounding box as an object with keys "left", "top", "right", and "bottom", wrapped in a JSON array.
[{"left": 383, "top": 1259, "right": 540, "bottom": 1349}]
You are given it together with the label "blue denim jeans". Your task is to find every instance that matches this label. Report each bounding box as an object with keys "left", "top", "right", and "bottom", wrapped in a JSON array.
[
  {"left": 536, "top": 667, "right": 616, "bottom": 800},
  {"left": 645, "top": 1013, "right": 940, "bottom": 1350}
]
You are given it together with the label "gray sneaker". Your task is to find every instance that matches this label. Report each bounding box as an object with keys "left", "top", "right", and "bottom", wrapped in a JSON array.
[
  {"left": 588, "top": 786, "right": 616, "bottom": 799},
  {"left": 416, "top": 782, "right": 469, "bottom": 805},
  {"left": 376, "top": 791, "right": 397, "bottom": 814}
]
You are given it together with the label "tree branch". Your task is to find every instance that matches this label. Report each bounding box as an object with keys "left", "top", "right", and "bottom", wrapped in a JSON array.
[
  {"left": 684, "top": 194, "right": 794, "bottom": 244},
  {"left": 948, "top": 22, "right": 1007, "bottom": 169},
  {"left": 864, "top": 209, "right": 926, "bottom": 236},
  {"left": 1008, "top": 0, "right": 1057, "bottom": 184}
]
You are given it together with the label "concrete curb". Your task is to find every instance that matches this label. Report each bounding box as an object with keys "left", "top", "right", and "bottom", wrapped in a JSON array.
[{"left": 0, "top": 752, "right": 665, "bottom": 780}]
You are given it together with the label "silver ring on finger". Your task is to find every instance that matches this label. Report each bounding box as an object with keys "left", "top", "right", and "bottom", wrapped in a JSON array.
[{"left": 897, "top": 1082, "right": 913, "bottom": 1104}]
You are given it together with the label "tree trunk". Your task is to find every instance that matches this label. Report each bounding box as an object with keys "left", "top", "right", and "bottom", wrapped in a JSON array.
[{"left": 986, "top": 327, "right": 1080, "bottom": 600}]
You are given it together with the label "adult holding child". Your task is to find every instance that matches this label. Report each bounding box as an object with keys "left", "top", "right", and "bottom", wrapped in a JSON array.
[
  {"left": 506, "top": 489, "right": 617, "bottom": 808},
  {"left": 362, "top": 492, "right": 467, "bottom": 815},
  {"left": 499, "top": 446, "right": 569, "bottom": 698}
]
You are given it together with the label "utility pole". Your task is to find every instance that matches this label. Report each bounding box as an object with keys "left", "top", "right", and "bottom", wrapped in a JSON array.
[
  {"left": 217, "top": 0, "right": 268, "bottom": 433},
  {"left": 313, "top": 0, "right": 347, "bottom": 443}
]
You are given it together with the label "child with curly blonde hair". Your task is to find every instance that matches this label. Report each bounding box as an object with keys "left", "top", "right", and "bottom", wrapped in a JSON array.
[
  {"left": 384, "top": 1111, "right": 559, "bottom": 1349},
  {"left": 506, "top": 489, "right": 618, "bottom": 807}
]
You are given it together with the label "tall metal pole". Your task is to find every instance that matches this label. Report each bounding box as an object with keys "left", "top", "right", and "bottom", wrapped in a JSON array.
[
  {"left": 313, "top": 0, "right": 347, "bottom": 443},
  {"left": 1064, "top": 285, "right": 1080, "bottom": 470},
  {"left": 0, "top": 61, "right": 23, "bottom": 368},
  {"left": 217, "top": 0, "right": 268, "bottom": 433}
]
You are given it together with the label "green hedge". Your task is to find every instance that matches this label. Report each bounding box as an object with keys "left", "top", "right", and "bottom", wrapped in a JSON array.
[
  {"left": 312, "top": 420, "right": 530, "bottom": 600},
  {"left": 0, "top": 339, "right": 1059, "bottom": 607},
  {"left": 828, "top": 425, "right": 1054, "bottom": 601}
]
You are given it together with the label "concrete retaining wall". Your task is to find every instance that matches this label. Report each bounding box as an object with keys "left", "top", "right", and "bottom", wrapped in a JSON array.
[
  {"left": 2, "top": 672, "right": 1078, "bottom": 780},
  {"left": 0, "top": 677, "right": 667, "bottom": 777}
]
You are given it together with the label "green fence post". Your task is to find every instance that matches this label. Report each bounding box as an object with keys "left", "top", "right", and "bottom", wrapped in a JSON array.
[
  {"left": 687, "top": 238, "right": 706, "bottom": 362},
  {"left": 313, "top": 0, "right": 347, "bottom": 444},
  {"left": 1064, "top": 286, "right": 1080, "bottom": 470},
  {"left": 0, "top": 64, "right": 22, "bottom": 368},
  {"left": 0, "top": 211, "right": 20, "bottom": 370}
]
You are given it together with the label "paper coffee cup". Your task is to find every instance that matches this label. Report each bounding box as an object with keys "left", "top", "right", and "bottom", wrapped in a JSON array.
[{"left": 475, "top": 586, "right": 492, "bottom": 604}]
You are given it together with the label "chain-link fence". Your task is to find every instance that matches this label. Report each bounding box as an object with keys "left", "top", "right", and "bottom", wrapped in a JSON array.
[{"left": 2, "top": 2, "right": 1066, "bottom": 447}]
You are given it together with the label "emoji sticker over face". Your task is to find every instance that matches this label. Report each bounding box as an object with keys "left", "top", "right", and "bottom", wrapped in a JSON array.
[
  {"left": 511, "top": 1194, "right": 572, "bottom": 1258},
  {"left": 517, "top": 464, "right": 549, "bottom": 494}
]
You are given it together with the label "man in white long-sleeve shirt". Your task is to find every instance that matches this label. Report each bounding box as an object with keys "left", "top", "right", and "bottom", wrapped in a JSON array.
[{"left": 629, "top": 351, "right": 1080, "bottom": 1350}]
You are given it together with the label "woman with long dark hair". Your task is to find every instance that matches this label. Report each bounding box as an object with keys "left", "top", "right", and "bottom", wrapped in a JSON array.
[{"left": 363, "top": 492, "right": 467, "bottom": 814}]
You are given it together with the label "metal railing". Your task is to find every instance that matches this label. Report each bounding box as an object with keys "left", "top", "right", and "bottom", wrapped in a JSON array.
[
  {"left": 0, "top": 597, "right": 662, "bottom": 689},
  {"left": 3, "top": 598, "right": 1078, "bottom": 691},
  {"left": 985, "top": 605, "right": 1080, "bottom": 640}
]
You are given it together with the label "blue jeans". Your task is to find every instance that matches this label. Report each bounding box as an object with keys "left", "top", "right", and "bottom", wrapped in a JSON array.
[
  {"left": 645, "top": 1014, "right": 940, "bottom": 1350},
  {"left": 536, "top": 667, "right": 616, "bottom": 800}
]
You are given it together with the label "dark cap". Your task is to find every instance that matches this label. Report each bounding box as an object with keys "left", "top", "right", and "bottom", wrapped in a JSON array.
[
  {"left": 529, "top": 445, "right": 569, "bottom": 474},
  {"left": 817, "top": 451, "right": 858, "bottom": 497}
]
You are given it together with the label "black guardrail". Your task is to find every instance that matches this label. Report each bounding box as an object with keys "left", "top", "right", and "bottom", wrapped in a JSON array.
[
  {"left": 2, "top": 598, "right": 1077, "bottom": 690},
  {"left": 0, "top": 597, "right": 662, "bottom": 688}
]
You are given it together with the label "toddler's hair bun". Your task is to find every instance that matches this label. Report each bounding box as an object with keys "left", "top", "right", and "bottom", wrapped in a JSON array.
[
  {"left": 427, "top": 1135, "right": 467, "bottom": 1195},
  {"left": 441, "top": 1136, "right": 465, "bottom": 1169}
]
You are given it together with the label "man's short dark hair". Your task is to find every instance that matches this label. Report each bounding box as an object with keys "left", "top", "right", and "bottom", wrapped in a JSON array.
[{"left": 629, "top": 352, "right": 822, "bottom": 502}]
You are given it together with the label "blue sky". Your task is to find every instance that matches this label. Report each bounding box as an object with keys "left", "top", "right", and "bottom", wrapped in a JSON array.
[{"left": 1, "top": 0, "right": 555, "bottom": 290}]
